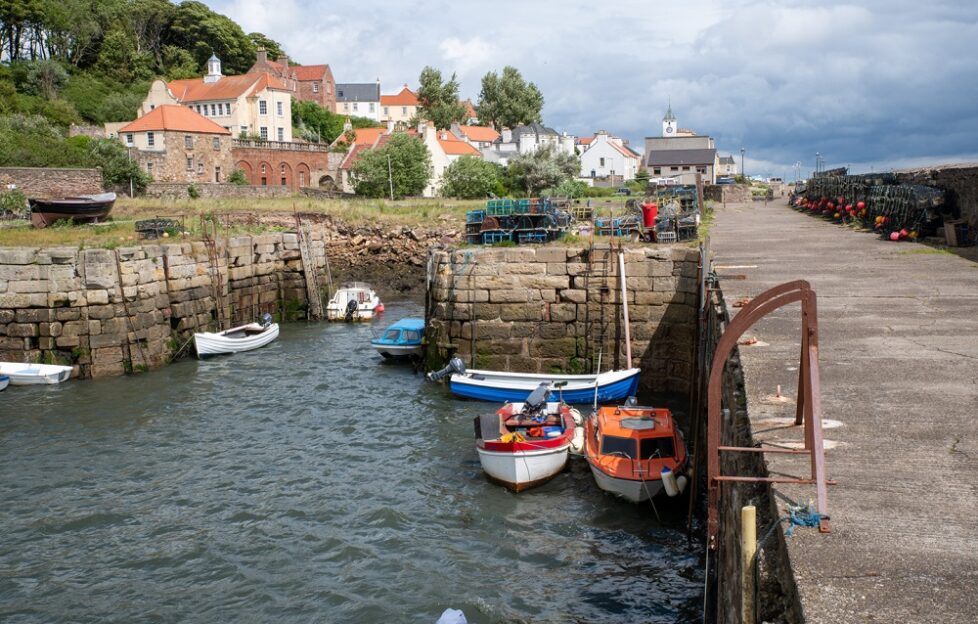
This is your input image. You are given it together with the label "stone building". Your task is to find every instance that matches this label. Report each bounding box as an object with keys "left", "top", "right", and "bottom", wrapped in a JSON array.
[
  {"left": 246, "top": 48, "right": 336, "bottom": 111},
  {"left": 644, "top": 106, "right": 717, "bottom": 184},
  {"left": 118, "top": 105, "right": 233, "bottom": 184},
  {"left": 139, "top": 55, "right": 294, "bottom": 142}
]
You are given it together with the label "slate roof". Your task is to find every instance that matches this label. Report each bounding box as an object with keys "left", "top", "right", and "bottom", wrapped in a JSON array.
[
  {"left": 719, "top": 155, "right": 736, "bottom": 165},
  {"left": 336, "top": 83, "right": 381, "bottom": 102},
  {"left": 646, "top": 148, "right": 717, "bottom": 167},
  {"left": 512, "top": 122, "right": 558, "bottom": 139},
  {"left": 119, "top": 105, "right": 230, "bottom": 134}
]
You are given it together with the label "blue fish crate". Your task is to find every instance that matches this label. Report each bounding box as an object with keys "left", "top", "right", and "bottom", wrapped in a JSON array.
[
  {"left": 517, "top": 230, "right": 547, "bottom": 244},
  {"left": 514, "top": 199, "right": 531, "bottom": 214},
  {"left": 466, "top": 233, "right": 483, "bottom": 245},
  {"left": 482, "top": 230, "right": 512, "bottom": 244},
  {"left": 466, "top": 209, "right": 485, "bottom": 224}
]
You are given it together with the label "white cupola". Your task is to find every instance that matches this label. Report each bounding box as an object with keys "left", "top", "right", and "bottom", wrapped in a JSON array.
[
  {"left": 662, "top": 100, "right": 677, "bottom": 137},
  {"left": 204, "top": 54, "right": 223, "bottom": 83}
]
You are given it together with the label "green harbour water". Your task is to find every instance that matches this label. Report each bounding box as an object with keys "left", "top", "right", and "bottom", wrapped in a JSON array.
[{"left": 0, "top": 299, "right": 703, "bottom": 623}]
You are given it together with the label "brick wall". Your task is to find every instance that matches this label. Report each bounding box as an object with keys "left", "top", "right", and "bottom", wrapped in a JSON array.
[
  {"left": 0, "top": 168, "right": 103, "bottom": 198},
  {"left": 426, "top": 245, "right": 700, "bottom": 395},
  {"left": 231, "top": 144, "right": 340, "bottom": 191}
]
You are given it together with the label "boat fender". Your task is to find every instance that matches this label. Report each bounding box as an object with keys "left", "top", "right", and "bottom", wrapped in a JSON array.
[
  {"left": 676, "top": 474, "right": 688, "bottom": 494},
  {"left": 569, "top": 407, "right": 584, "bottom": 426},
  {"left": 661, "top": 466, "right": 680, "bottom": 497},
  {"left": 571, "top": 427, "right": 585, "bottom": 454}
]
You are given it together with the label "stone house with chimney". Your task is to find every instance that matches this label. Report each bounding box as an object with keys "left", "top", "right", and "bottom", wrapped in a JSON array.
[
  {"left": 117, "top": 105, "right": 233, "bottom": 183},
  {"left": 246, "top": 48, "right": 336, "bottom": 110},
  {"left": 139, "top": 55, "right": 293, "bottom": 142}
]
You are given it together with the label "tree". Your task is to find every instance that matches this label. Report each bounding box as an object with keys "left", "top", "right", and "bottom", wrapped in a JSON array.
[
  {"left": 506, "top": 144, "right": 580, "bottom": 196},
  {"left": 440, "top": 156, "right": 499, "bottom": 199},
  {"left": 292, "top": 98, "right": 346, "bottom": 144},
  {"left": 95, "top": 28, "right": 154, "bottom": 83},
  {"left": 23, "top": 59, "right": 69, "bottom": 99},
  {"left": 248, "top": 32, "right": 284, "bottom": 60},
  {"left": 351, "top": 132, "right": 431, "bottom": 199},
  {"left": 477, "top": 66, "right": 544, "bottom": 130},
  {"left": 416, "top": 66, "right": 466, "bottom": 130},
  {"left": 166, "top": 1, "right": 255, "bottom": 74},
  {"left": 161, "top": 44, "right": 198, "bottom": 79}
]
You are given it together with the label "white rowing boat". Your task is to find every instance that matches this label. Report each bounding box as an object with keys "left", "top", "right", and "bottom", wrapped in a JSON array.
[
  {"left": 0, "top": 362, "right": 73, "bottom": 385},
  {"left": 194, "top": 314, "right": 279, "bottom": 357}
]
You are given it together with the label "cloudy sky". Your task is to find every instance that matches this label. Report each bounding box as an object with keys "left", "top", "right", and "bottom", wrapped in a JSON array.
[{"left": 209, "top": 0, "right": 978, "bottom": 179}]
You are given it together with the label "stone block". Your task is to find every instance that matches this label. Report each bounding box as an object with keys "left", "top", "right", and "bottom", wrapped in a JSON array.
[
  {"left": 0, "top": 248, "right": 38, "bottom": 264},
  {"left": 38, "top": 337, "right": 56, "bottom": 350},
  {"left": 535, "top": 247, "right": 568, "bottom": 263},
  {"left": 478, "top": 339, "right": 524, "bottom": 356},
  {"left": 564, "top": 262, "right": 589, "bottom": 276},
  {"left": 653, "top": 277, "right": 677, "bottom": 292},
  {"left": 90, "top": 333, "right": 123, "bottom": 349},
  {"left": 505, "top": 262, "right": 546, "bottom": 275},
  {"left": 539, "top": 289, "right": 557, "bottom": 303},
  {"left": 499, "top": 303, "right": 544, "bottom": 322},
  {"left": 87, "top": 304, "right": 117, "bottom": 320},
  {"left": 522, "top": 275, "right": 570, "bottom": 290},
  {"left": 9, "top": 279, "right": 51, "bottom": 294},
  {"left": 549, "top": 303, "right": 577, "bottom": 322},
  {"left": 0, "top": 336, "right": 28, "bottom": 349},
  {"left": 0, "top": 265, "right": 41, "bottom": 281},
  {"left": 90, "top": 361, "right": 125, "bottom": 377},
  {"left": 528, "top": 337, "right": 577, "bottom": 358},
  {"left": 473, "top": 275, "right": 517, "bottom": 290},
  {"left": 538, "top": 323, "right": 567, "bottom": 339},
  {"left": 559, "top": 289, "right": 587, "bottom": 304},
  {"left": 40, "top": 322, "right": 63, "bottom": 337},
  {"left": 502, "top": 248, "right": 536, "bottom": 262},
  {"left": 677, "top": 277, "right": 698, "bottom": 293},
  {"left": 0, "top": 293, "right": 31, "bottom": 308},
  {"left": 472, "top": 303, "right": 501, "bottom": 319},
  {"left": 0, "top": 310, "right": 13, "bottom": 324},
  {"left": 86, "top": 289, "right": 109, "bottom": 305},
  {"left": 7, "top": 323, "right": 38, "bottom": 337},
  {"left": 468, "top": 321, "right": 512, "bottom": 340},
  {"left": 489, "top": 289, "right": 538, "bottom": 303},
  {"left": 56, "top": 335, "right": 80, "bottom": 348},
  {"left": 55, "top": 307, "right": 82, "bottom": 321},
  {"left": 15, "top": 309, "right": 53, "bottom": 323},
  {"left": 62, "top": 320, "right": 89, "bottom": 338}
]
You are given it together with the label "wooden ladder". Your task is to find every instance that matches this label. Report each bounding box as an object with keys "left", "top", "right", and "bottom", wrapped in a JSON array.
[
  {"left": 295, "top": 217, "right": 324, "bottom": 320},
  {"left": 203, "top": 226, "right": 228, "bottom": 331}
]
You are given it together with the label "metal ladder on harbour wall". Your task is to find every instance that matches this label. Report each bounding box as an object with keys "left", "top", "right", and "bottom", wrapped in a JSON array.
[
  {"left": 295, "top": 216, "right": 324, "bottom": 321},
  {"left": 203, "top": 224, "right": 228, "bottom": 331},
  {"left": 582, "top": 242, "right": 614, "bottom": 373}
]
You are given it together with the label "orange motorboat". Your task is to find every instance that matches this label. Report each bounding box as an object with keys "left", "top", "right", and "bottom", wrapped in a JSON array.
[{"left": 585, "top": 404, "right": 688, "bottom": 503}]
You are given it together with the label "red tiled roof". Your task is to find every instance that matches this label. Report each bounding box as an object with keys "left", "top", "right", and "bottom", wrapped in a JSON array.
[
  {"left": 437, "top": 130, "right": 480, "bottom": 156},
  {"left": 118, "top": 105, "right": 230, "bottom": 134},
  {"left": 610, "top": 141, "right": 640, "bottom": 160},
  {"left": 166, "top": 73, "right": 288, "bottom": 103},
  {"left": 380, "top": 86, "right": 419, "bottom": 107},
  {"left": 294, "top": 64, "right": 331, "bottom": 81},
  {"left": 578, "top": 136, "right": 594, "bottom": 145},
  {"left": 462, "top": 99, "right": 477, "bottom": 119},
  {"left": 456, "top": 125, "right": 499, "bottom": 143}
]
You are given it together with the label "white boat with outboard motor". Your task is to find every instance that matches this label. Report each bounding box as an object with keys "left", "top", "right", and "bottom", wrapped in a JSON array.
[
  {"left": 326, "top": 282, "right": 384, "bottom": 321},
  {"left": 193, "top": 313, "right": 279, "bottom": 357}
]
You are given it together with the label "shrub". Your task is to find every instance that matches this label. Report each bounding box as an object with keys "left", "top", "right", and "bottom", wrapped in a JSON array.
[
  {"left": 187, "top": 183, "right": 200, "bottom": 199},
  {"left": 228, "top": 169, "right": 249, "bottom": 185},
  {"left": 0, "top": 189, "right": 28, "bottom": 217}
]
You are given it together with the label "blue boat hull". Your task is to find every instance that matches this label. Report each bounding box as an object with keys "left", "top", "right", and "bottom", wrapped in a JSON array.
[{"left": 450, "top": 372, "right": 640, "bottom": 404}]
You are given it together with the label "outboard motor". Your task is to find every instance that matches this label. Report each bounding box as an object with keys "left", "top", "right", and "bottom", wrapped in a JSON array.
[
  {"left": 427, "top": 357, "right": 466, "bottom": 382},
  {"left": 344, "top": 298, "right": 359, "bottom": 321},
  {"left": 521, "top": 381, "right": 552, "bottom": 419},
  {"left": 260, "top": 312, "right": 273, "bottom": 328}
]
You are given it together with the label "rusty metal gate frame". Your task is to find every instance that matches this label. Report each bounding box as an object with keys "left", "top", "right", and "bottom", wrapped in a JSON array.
[{"left": 706, "top": 280, "right": 832, "bottom": 551}]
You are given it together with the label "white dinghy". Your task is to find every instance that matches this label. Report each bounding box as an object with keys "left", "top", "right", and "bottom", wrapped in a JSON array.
[
  {"left": 194, "top": 313, "right": 279, "bottom": 357},
  {"left": 0, "top": 362, "right": 73, "bottom": 385}
]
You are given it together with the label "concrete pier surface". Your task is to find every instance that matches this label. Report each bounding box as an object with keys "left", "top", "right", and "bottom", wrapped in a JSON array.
[{"left": 711, "top": 200, "right": 978, "bottom": 622}]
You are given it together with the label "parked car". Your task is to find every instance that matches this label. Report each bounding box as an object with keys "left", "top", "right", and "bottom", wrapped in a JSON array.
[
  {"left": 716, "top": 177, "right": 736, "bottom": 185},
  {"left": 614, "top": 187, "right": 632, "bottom": 196}
]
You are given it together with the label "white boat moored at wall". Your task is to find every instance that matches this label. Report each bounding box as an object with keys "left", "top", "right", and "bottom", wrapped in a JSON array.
[{"left": 0, "top": 362, "right": 73, "bottom": 385}]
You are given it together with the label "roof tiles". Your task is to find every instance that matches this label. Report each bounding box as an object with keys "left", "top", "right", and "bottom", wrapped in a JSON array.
[{"left": 119, "top": 105, "right": 231, "bottom": 134}]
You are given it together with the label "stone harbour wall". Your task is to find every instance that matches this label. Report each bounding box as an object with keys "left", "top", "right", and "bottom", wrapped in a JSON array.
[
  {"left": 426, "top": 244, "right": 700, "bottom": 395},
  {"left": 0, "top": 233, "right": 328, "bottom": 378},
  {"left": 143, "top": 182, "right": 294, "bottom": 199}
]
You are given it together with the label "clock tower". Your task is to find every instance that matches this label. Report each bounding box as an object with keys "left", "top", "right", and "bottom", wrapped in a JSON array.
[{"left": 662, "top": 101, "right": 677, "bottom": 137}]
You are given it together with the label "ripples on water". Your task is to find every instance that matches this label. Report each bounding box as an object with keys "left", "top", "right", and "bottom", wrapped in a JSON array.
[{"left": 0, "top": 300, "right": 703, "bottom": 623}]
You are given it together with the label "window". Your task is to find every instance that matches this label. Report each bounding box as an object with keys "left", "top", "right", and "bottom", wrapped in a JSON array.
[
  {"left": 213, "top": 137, "right": 220, "bottom": 150},
  {"left": 125, "top": 133, "right": 134, "bottom": 146},
  {"left": 599, "top": 157, "right": 605, "bottom": 167},
  {"left": 261, "top": 164, "right": 266, "bottom": 174},
  {"left": 150, "top": 104, "right": 155, "bottom": 110},
  {"left": 639, "top": 436, "right": 675, "bottom": 460},
  {"left": 260, "top": 126, "right": 268, "bottom": 140},
  {"left": 653, "top": 167, "right": 661, "bottom": 175},
  {"left": 369, "top": 102, "right": 375, "bottom": 113},
  {"left": 186, "top": 157, "right": 193, "bottom": 171},
  {"left": 259, "top": 100, "right": 267, "bottom": 115},
  {"left": 682, "top": 166, "right": 690, "bottom": 171},
  {"left": 276, "top": 101, "right": 283, "bottom": 116},
  {"left": 197, "top": 162, "right": 203, "bottom": 174},
  {"left": 196, "top": 105, "right": 202, "bottom": 114},
  {"left": 147, "top": 132, "right": 155, "bottom": 147},
  {"left": 696, "top": 166, "right": 707, "bottom": 174},
  {"left": 215, "top": 166, "right": 221, "bottom": 183},
  {"left": 261, "top": 177, "right": 267, "bottom": 186},
  {"left": 403, "top": 329, "right": 421, "bottom": 342},
  {"left": 299, "top": 172, "right": 305, "bottom": 186},
  {"left": 343, "top": 103, "right": 349, "bottom": 112},
  {"left": 383, "top": 107, "right": 389, "bottom": 116},
  {"left": 146, "top": 162, "right": 153, "bottom": 174},
  {"left": 312, "top": 83, "right": 319, "bottom": 93},
  {"left": 210, "top": 104, "right": 216, "bottom": 116},
  {"left": 281, "top": 177, "right": 287, "bottom": 186},
  {"left": 402, "top": 106, "right": 407, "bottom": 115},
  {"left": 184, "top": 135, "right": 193, "bottom": 148},
  {"left": 600, "top": 435, "right": 636, "bottom": 459},
  {"left": 277, "top": 127, "right": 284, "bottom": 141},
  {"left": 338, "top": 89, "right": 344, "bottom": 98},
  {"left": 353, "top": 102, "right": 358, "bottom": 112},
  {"left": 240, "top": 125, "right": 248, "bottom": 135},
  {"left": 280, "top": 164, "right": 286, "bottom": 174},
  {"left": 670, "top": 166, "right": 679, "bottom": 172}
]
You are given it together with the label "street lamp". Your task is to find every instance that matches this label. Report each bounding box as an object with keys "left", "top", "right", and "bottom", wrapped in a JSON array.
[{"left": 740, "top": 148, "right": 745, "bottom": 178}]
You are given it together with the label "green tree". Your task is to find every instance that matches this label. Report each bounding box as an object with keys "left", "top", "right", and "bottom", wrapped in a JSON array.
[
  {"left": 417, "top": 66, "right": 466, "bottom": 130},
  {"left": 292, "top": 98, "right": 346, "bottom": 144},
  {"left": 440, "top": 156, "right": 499, "bottom": 199},
  {"left": 228, "top": 169, "right": 248, "bottom": 185},
  {"left": 95, "top": 28, "right": 154, "bottom": 83},
  {"left": 477, "top": 66, "right": 544, "bottom": 130},
  {"left": 23, "top": 59, "right": 69, "bottom": 99},
  {"left": 506, "top": 144, "right": 580, "bottom": 196},
  {"left": 351, "top": 132, "right": 431, "bottom": 199},
  {"left": 166, "top": 1, "right": 255, "bottom": 74},
  {"left": 161, "top": 44, "right": 199, "bottom": 79},
  {"left": 248, "top": 32, "right": 284, "bottom": 60},
  {"left": 125, "top": 0, "right": 176, "bottom": 66}
]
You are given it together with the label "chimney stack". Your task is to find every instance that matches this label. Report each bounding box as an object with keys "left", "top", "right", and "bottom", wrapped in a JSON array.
[{"left": 257, "top": 47, "right": 267, "bottom": 64}]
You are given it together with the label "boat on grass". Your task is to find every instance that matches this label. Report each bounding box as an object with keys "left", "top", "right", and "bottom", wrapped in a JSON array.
[
  {"left": 473, "top": 382, "right": 584, "bottom": 492},
  {"left": 428, "top": 357, "right": 640, "bottom": 404},
  {"left": 0, "top": 362, "right": 73, "bottom": 385},
  {"left": 326, "top": 282, "right": 383, "bottom": 321},
  {"left": 29, "top": 192, "right": 116, "bottom": 228},
  {"left": 371, "top": 317, "right": 424, "bottom": 358},
  {"left": 585, "top": 403, "right": 688, "bottom": 502},
  {"left": 194, "top": 314, "right": 279, "bottom": 357}
]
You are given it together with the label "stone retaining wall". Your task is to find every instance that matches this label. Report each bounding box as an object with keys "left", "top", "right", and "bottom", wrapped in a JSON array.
[
  {"left": 0, "top": 233, "right": 328, "bottom": 378},
  {"left": 895, "top": 164, "right": 978, "bottom": 226},
  {"left": 426, "top": 244, "right": 700, "bottom": 395},
  {"left": 0, "top": 167, "right": 103, "bottom": 198},
  {"left": 143, "top": 182, "right": 296, "bottom": 200},
  {"left": 704, "top": 184, "right": 752, "bottom": 204}
]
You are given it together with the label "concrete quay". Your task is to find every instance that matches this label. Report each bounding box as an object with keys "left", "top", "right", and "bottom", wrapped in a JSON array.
[{"left": 710, "top": 200, "right": 978, "bottom": 622}]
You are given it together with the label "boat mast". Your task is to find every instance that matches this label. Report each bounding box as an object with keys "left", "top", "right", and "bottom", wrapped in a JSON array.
[{"left": 618, "top": 250, "right": 632, "bottom": 367}]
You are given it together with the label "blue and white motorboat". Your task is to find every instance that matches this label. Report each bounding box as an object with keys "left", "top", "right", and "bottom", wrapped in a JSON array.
[
  {"left": 371, "top": 317, "right": 425, "bottom": 358},
  {"left": 0, "top": 374, "right": 8, "bottom": 391},
  {"left": 429, "top": 357, "right": 641, "bottom": 404}
]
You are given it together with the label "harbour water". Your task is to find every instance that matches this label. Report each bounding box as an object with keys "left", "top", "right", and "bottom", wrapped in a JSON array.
[{"left": 0, "top": 299, "right": 703, "bottom": 623}]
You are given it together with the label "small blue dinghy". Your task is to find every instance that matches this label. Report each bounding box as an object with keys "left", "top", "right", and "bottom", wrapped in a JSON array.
[{"left": 371, "top": 317, "right": 425, "bottom": 359}]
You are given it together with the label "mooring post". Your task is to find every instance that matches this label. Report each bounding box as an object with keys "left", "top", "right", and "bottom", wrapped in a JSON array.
[{"left": 741, "top": 505, "right": 757, "bottom": 624}]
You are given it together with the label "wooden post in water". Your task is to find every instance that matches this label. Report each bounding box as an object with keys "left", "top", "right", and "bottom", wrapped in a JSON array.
[
  {"left": 617, "top": 250, "right": 632, "bottom": 367},
  {"left": 741, "top": 505, "right": 757, "bottom": 624}
]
